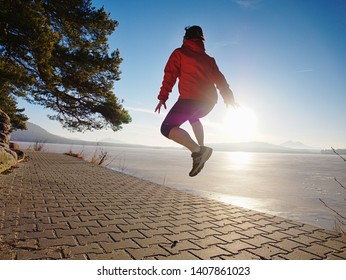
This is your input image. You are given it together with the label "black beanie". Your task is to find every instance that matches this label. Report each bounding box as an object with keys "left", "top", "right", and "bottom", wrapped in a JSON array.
[{"left": 184, "top": 26, "right": 204, "bottom": 40}]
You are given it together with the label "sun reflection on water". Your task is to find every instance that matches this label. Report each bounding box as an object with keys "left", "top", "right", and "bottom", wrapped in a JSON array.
[
  {"left": 228, "top": 152, "right": 253, "bottom": 169},
  {"left": 214, "top": 195, "right": 269, "bottom": 212}
]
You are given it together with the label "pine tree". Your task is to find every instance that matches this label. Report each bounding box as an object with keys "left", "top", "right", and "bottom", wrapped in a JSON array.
[{"left": 0, "top": 0, "right": 131, "bottom": 131}]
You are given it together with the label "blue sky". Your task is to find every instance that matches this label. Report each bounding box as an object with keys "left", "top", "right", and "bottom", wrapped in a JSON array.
[{"left": 17, "top": 0, "right": 346, "bottom": 148}]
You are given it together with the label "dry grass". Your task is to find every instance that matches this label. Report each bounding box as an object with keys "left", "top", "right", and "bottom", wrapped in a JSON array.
[
  {"left": 64, "top": 149, "right": 85, "bottom": 160},
  {"left": 28, "top": 141, "right": 46, "bottom": 151},
  {"left": 90, "top": 148, "right": 111, "bottom": 166},
  {"left": 65, "top": 147, "right": 112, "bottom": 166}
]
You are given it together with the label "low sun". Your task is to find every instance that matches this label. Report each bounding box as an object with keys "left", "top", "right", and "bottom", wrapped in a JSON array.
[{"left": 222, "top": 106, "right": 258, "bottom": 142}]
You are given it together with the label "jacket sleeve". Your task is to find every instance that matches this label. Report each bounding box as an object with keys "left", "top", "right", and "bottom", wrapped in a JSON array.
[
  {"left": 212, "top": 59, "right": 235, "bottom": 103},
  {"left": 157, "top": 49, "right": 181, "bottom": 102}
]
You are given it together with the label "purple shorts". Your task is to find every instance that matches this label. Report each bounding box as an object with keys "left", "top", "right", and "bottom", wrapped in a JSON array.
[{"left": 160, "top": 99, "right": 214, "bottom": 138}]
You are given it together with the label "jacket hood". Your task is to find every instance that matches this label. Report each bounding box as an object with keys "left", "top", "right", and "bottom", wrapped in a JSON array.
[{"left": 182, "top": 39, "right": 205, "bottom": 53}]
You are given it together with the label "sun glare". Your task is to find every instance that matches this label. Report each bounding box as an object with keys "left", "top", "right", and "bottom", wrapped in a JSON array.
[
  {"left": 222, "top": 106, "right": 258, "bottom": 142},
  {"left": 228, "top": 152, "right": 253, "bottom": 168}
]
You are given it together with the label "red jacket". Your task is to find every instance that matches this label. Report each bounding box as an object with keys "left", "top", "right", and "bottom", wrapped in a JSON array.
[{"left": 158, "top": 39, "right": 233, "bottom": 104}]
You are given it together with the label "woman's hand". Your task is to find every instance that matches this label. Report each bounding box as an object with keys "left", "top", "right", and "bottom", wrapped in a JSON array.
[
  {"left": 155, "top": 100, "right": 167, "bottom": 114},
  {"left": 224, "top": 91, "right": 239, "bottom": 108}
]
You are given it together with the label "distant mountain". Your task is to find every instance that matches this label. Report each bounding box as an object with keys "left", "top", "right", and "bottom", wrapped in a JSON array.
[
  {"left": 10, "top": 122, "right": 128, "bottom": 147},
  {"left": 280, "top": 141, "right": 317, "bottom": 150},
  {"left": 99, "top": 138, "right": 124, "bottom": 144},
  {"left": 11, "top": 122, "right": 75, "bottom": 144},
  {"left": 211, "top": 141, "right": 319, "bottom": 154}
]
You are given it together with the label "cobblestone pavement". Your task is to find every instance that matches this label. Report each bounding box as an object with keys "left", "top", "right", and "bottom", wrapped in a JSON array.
[{"left": 0, "top": 151, "right": 345, "bottom": 260}]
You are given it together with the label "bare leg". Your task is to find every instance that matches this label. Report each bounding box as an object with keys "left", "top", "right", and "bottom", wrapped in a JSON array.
[
  {"left": 190, "top": 120, "right": 204, "bottom": 146},
  {"left": 168, "top": 127, "right": 199, "bottom": 153}
]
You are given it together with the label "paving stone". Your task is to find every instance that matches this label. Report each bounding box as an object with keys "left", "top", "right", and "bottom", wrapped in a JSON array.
[
  {"left": 62, "top": 211, "right": 91, "bottom": 218},
  {"left": 63, "top": 243, "right": 103, "bottom": 257},
  {"left": 288, "top": 235, "right": 320, "bottom": 246},
  {"left": 208, "top": 213, "right": 231, "bottom": 221},
  {"left": 0, "top": 251, "right": 15, "bottom": 260},
  {"left": 109, "top": 231, "right": 145, "bottom": 241},
  {"left": 212, "top": 224, "right": 242, "bottom": 234},
  {"left": 299, "top": 224, "right": 321, "bottom": 233},
  {"left": 167, "top": 224, "right": 196, "bottom": 234},
  {"left": 246, "top": 244, "right": 288, "bottom": 259},
  {"left": 169, "top": 218, "right": 195, "bottom": 227},
  {"left": 257, "top": 224, "right": 283, "bottom": 234},
  {"left": 190, "top": 221, "right": 217, "bottom": 231},
  {"left": 99, "top": 239, "right": 140, "bottom": 252},
  {"left": 69, "top": 221, "right": 100, "bottom": 229},
  {"left": 156, "top": 251, "right": 201, "bottom": 260},
  {"left": 272, "top": 239, "right": 305, "bottom": 251},
  {"left": 216, "top": 232, "right": 248, "bottom": 243},
  {"left": 137, "top": 228, "right": 171, "bottom": 238},
  {"left": 232, "top": 217, "right": 255, "bottom": 224},
  {"left": 241, "top": 235, "right": 276, "bottom": 248},
  {"left": 126, "top": 245, "right": 170, "bottom": 259},
  {"left": 189, "top": 246, "right": 231, "bottom": 259},
  {"left": 133, "top": 236, "right": 170, "bottom": 248},
  {"left": 64, "top": 254, "right": 88, "bottom": 261},
  {"left": 88, "top": 250, "right": 133, "bottom": 260},
  {"left": 16, "top": 248, "right": 62, "bottom": 260},
  {"left": 88, "top": 225, "right": 121, "bottom": 235},
  {"left": 237, "top": 227, "right": 266, "bottom": 238},
  {"left": 300, "top": 243, "right": 335, "bottom": 258},
  {"left": 55, "top": 228, "right": 89, "bottom": 238},
  {"left": 280, "top": 227, "right": 310, "bottom": 237},
  {"left": 190, "top": 228, "right": 221, "bottom": 239},
  {"left": 98, "top": 219, "right": 127, "bottom": 227},
  {"left": 330, "top": 250, "right": 346, "bottom": 259},
  {"left": 322, "top": 238, "right": 346, "bottom": 250},
  {"left": 279, "top": 249, "right": 321, "bottom": 260},
  {"left": 76, "top": 233, "right": 113, "bottom": 246},
  {"left": 163, "top": 231, "right": 197, "bottom": 242},
  {"left": 235, "top": 221, "right": 259, "bottom": 230},
  {"left": 307, "top": 230, "right": 339, "bottom": 241},
  {"left": 117, "top": 223, "right": 151, "bottom": 232},
  {"left": 189, "top": 215, "right": 215, "bottom": 224},
  {"left": 221, "top": 250, "right": 262, "bottom": 260},
  {"left": 275, "top": 221, "right": 300, "bottom": 230},
  {"left": 325, "top": 254, "right": 345, "bottom": 260},
  {"left": 209, "top": 218, "right": 237, "bottom": 227},
  {"left": 21, "top": 230, "right": 56, "bottom": 239},
  {"left": 248, "top": 213, "right": 271, "bottom": 221},
  {"left": 161, "top": 240, "right": 201, "bottom": 254},
  {"left": 263, "top": 231, "right": 292, "bottom": 242},
  {"left": 218, "top": 239, "right": 256, "bottom": 254},
  {"left": 190, "top": 236, "right": 226, "bottom": 249},
  {"left": 39, "top": 236, "right": 77, "bottom": 249},
  {"left": 37, "top": 222, "right": 70, "bottom": 231}
]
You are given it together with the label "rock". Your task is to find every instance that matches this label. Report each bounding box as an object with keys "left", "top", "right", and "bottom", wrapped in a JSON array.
[
  {"left": 0, "top": 146, "right": 18, "bottom": 173},
  {"left": 10, "top": 142, "right": 20, "bottom": 150},
  {"left": 0, "top": 132, "right": 10, "bottom": 146},
  {"left": 0, "top": 109, "right": 21, "bottom": 172},
  {"left": 0, "top": 110, "right": 11, "bottom": 140}
]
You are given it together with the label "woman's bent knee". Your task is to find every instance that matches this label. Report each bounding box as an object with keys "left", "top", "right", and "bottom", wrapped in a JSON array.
[{"left": 161, "top": 122, "right": 173, "bottom": 138}]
